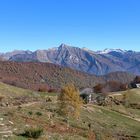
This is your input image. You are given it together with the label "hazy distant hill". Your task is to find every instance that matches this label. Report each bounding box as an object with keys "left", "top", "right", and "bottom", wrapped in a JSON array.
[{"left": 1, "top": 44, "right": 140, "bottom": 75}]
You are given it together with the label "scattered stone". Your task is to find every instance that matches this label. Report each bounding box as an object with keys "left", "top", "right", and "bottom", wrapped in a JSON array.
[
  {"left": 25, "top": 124, "right": 30, "bottom": 127},
  {"left": 8, "top": 121, "right": 14, "bottom": 125},
  {"left": 6, "top": 102, "right": 9, "bottom": 106},
  {"left": 0, "top": 118, "right": 3, "bottom": 121},
  {"left": 50, "top": 120, "right": 55, "bottom": 128},
  {"left": 46, "top": 97, "right": 52, "bottom": 102},
  {"left": 0, "top": 103, "right": 7, "bottom": 107},
  {"left": 2, "top": 135, "right": 11, "bottom": 138},
  {"left": 13, "top": 128, "right": 17, "bottom": 131},
  {"left": 0, "top": 123, "right": 5, "bottom": 126}
]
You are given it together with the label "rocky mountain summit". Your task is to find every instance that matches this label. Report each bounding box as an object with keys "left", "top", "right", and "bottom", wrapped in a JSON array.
[{"left": 1, "top": 44, "right": 140, "bottom": 75}]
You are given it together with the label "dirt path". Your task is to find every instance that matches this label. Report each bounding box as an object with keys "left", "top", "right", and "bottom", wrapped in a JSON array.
[
  {"left": 5, "top": 101, "right": 41, "bottom": 109},
  {"left": 92, "top": 105, "right": 140, "bottom": 123},
  {"left": 0, "top": 131, "right": 12, "bottom": 134},
  {"left": 19, "top": 101, "right": 40, "bottom": 107},
  {"left": 110, "top": 109, "right": 140, "bottom": 122}
]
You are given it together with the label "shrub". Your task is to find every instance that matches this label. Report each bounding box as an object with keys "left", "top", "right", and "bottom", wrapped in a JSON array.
[
  {"left": 134, "top": 76, "right": 140, "bottom": 83},
  {"left": 94, "top": 84, "right": 103, "bottom": 93},
  {"left": 36, "top": 112, "right": 42, "bottom": 116},
  {"left": 28, "top": 111, "right": 33, "bottom": 115},
  {"left": 48, "top": 88, "right": 56, "bottom": 93},
  {"left": 38, "top": 87, "right": 48, "bottom": 92},
  {"left": 94, "top": 81, "right": 128, "bottom": 93},
  {"left": 20, "top": 127, "right": 43, "bottom": 139},
  {"left": 38, "top": 84, "right": 49, "bottom": 92}
]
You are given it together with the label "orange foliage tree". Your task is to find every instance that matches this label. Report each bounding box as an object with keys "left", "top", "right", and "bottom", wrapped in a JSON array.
[{"left": 58, "top": 83, "right": 83, "bottom": 119}]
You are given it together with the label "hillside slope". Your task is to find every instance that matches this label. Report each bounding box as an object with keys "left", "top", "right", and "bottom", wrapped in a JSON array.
[
  {"left": 0, "top": 61, "right": 135, "bottom": 91},
  {"left": 0, "top": 83, "right": 140, "bottom": 140}
]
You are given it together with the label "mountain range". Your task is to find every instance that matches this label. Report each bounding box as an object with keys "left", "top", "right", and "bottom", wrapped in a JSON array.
[{"left": 0, "top": 44, "right": 140, "bottom": 75}]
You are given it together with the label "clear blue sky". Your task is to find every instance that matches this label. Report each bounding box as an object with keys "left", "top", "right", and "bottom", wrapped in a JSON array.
[{"left": 0, "top": 0, "right": 140, "bottom": 52}]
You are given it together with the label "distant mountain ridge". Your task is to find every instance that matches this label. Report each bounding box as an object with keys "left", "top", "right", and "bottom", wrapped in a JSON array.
[{"left": 0, "top": 44, "right": 140, "bottom": 75}]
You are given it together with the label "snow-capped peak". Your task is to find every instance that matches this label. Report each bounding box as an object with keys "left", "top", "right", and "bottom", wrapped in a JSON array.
[{"left": 96, "top": 48, "right": 126, "bottom": 54}]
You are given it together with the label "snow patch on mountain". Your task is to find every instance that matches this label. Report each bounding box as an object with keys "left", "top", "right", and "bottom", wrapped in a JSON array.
[{"left": 96, "top": 48, "right": 127, "bottom": 54}]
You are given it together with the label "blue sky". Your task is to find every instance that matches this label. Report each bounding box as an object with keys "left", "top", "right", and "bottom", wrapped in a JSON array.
[{"left": 0, "top": 0, "right": 140, "bottom": 52}]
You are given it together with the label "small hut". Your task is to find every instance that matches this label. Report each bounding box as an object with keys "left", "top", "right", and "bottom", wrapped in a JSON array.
[
  {"left": 80, "top": 88, "right": 94, "bottom": 103},
  {"left": 136, "top": 84, "right": 140, "bottom": 88}
]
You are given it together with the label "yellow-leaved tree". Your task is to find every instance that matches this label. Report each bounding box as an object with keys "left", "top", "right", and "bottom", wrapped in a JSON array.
[{"left": 58, "top": 83, "right": 83, "bottom": 119}]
